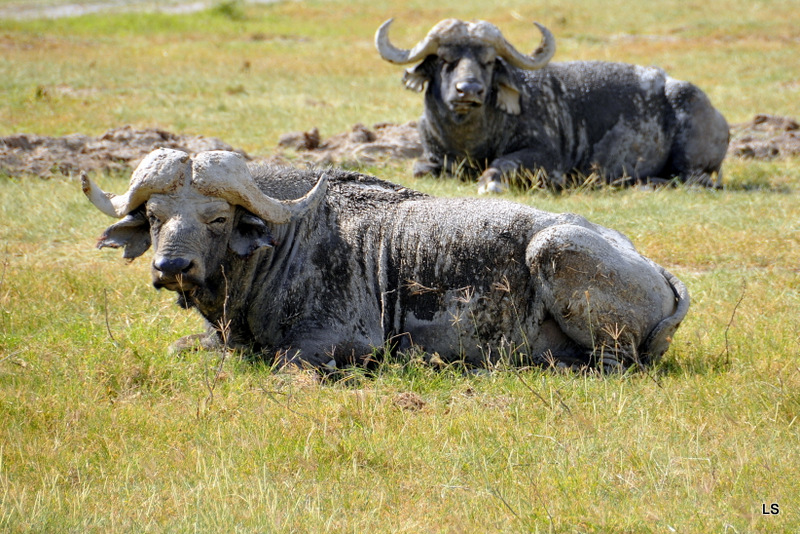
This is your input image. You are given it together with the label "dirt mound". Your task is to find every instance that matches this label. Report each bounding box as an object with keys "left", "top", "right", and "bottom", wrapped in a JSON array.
[
  {"left": 0, "top": 125, "right": 247, "bottom": 178},
  {"left": 277, "top": 121, "right": 422, "bottom": 166},
  {"left": 728, "top": 114, "right": 800, "bottom": 159}
]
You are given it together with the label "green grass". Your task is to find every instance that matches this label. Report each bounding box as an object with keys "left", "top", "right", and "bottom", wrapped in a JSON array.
[{"left": 2, "top": 1, "right": 800, "bottom": 532}]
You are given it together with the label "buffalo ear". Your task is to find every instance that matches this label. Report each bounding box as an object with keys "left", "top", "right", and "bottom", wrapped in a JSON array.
[
  {"left": 97, "top": 211, "right": 151, "bottom": 260},
  {"left": 494, "top": 60, "right": 522, "bottom": 115},
  {"left": 402, "top": 57, "right": 434, "bottom": 92},
  {"left": 230, "top": 212, "right": 274, "bottom": 257}
]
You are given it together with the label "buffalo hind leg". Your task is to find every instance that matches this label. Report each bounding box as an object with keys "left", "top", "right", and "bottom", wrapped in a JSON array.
[
  {"left": 527, "top": 223, "right": 677, "bottom": 370},
  {"left": 664, "top": 78, "right": 729, "bottom": 187}
]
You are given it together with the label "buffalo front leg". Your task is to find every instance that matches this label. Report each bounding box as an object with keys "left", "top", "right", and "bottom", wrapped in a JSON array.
[
  {"left": 272, "top": 324, "right": 383, "bottom": 371},
  {"left": 413, "top": 155, "right": 444, "bottom": 178},
  {"left": 478, "top": 150, "right": 566, "bottom": 194},
  {"left": 168, "top": 330, "right": 223, "bottom": 356},
  {"left": 526, "top": 224, "right": 679, "bottom": 369},
  {"left": 477, "top": 168, "right": 507, "bottom": 194}
]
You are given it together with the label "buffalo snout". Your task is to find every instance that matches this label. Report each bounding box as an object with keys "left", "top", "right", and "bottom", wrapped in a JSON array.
[
  {"left": 455, "top": 79, "right": 485, "bottom": 99},
  {"left": 446, "top": 55, "right": 491, "bottom": 112},
  {"left": 152, "top": 255, "right": 203, "bottom": 291},
  {"left": 154, "top": 256, "right": 194, "bottom": 276},
  {"left": 449, "top": 76, "right": 486, "bottom": 112}
]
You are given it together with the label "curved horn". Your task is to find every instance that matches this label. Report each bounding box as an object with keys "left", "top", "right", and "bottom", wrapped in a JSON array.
[
  {"left": 191, "top": 151, "right": 328, "bottom": 224},
  {"left": 489, "top": 21, "right": 555, "bottom": 70},
  {"left": 81, "top": 148, "right": 190, "bottom": 218},
  {"left": 282, "top": 173, "right": 329, "bottom": 220},
  {"left": 375, "top": 18, "right": 442, "bottom": 65}
]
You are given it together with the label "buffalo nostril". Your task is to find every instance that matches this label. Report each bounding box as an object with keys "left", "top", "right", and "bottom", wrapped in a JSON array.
[
  {"left": 154, "top": 257, "right": 193, "bottom": 276},
  {"left": 456, "top": 81, "right": 484, "bottom": 96}
]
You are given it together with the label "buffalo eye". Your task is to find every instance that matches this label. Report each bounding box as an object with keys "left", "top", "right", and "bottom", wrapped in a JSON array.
[
  {"left": 479, "top": 50, "right": 496, "bottom": 67},
  {"left": 437, "top": 52, "right": 455, "bottom": 67},
  {"left": 209, "top": 217, "right": 228, "bottom": 225},
  {"left": 147, "top": 214, "right": 161, "bottom": 227}
]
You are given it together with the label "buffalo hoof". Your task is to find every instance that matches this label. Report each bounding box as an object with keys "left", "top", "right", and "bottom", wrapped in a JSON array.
[
  {"left": 477, "top": 180, "right": 507, "bottom": 194},
  {"left": 412, "top": 159, "right": 443, "bottom": 178},
  {"left": 477, "top": 169, "right": 507, "bottom": 194},
  {"left": 168, "top": 332, "right": 221, "bottom": 356}
]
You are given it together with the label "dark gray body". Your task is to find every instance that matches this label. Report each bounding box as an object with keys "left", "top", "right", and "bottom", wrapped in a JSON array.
[
  {"left": 144, "top": 165, "right": 689, "bottom": 369},
  {"left": 416, "top": 60, "right": 729, "bottom": 187}
]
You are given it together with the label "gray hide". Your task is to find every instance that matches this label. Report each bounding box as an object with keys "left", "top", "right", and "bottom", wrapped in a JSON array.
[
  {"left": 376, "top": 19, "right": 730, "bottom": 192},
  {"left": 86, "top": 149, "right": 690, "bottom": 370}
]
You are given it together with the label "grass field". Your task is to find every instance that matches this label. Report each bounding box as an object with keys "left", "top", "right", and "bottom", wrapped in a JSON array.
[{"left": 1, "top": 0, "right": 799, "bottom": 532}]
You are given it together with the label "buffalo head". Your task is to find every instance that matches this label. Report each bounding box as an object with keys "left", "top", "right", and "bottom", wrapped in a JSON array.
[
  {"left": 375, "top": 18, "right": 555, "bottom": 116},
  {"left": 82, "top": 148, "right": 327, "bottom": 295}
]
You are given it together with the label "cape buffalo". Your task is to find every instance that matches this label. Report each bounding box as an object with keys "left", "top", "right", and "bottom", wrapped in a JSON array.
[
  {"left": 376, "top": 18, "right": 729, "bottom": 193},
  {"left": 83, "top": 148, "right": 689, "bottom": 370}
]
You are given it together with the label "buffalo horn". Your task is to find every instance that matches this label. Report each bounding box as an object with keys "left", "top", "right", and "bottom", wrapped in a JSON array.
[
  {"left": 81, "top": 148, "right": 191, "bottom": 218},
  {"left": 492, "top": 22, "right": 555, "bottom": 70},
  {"left": 375, "top": 18, "right": 555, "bottom": 71},
  {"left": 191, "top": 151, "right": 328, "bottom": 224},
  {"left": 375, "top": 18, "right": 441, "bottom": 65}
]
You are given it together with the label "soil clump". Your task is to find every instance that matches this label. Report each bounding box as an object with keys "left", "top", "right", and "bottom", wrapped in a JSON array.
[{"left": 0, "top": 125, "right": 246, "bottom": 178}]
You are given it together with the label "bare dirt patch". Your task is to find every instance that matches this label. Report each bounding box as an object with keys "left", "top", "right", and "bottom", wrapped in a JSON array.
[
  {"left": 0, "top": 125, "right": 247, "bottom": 178},
  {"left": 392, "top": 391, "right": 426, "bottom": 411},
  {"left": 277, "top": 121, "right": 422, "bottom": 167},
  {"left": 727, "top": 114, "right": 800, "bottom": 159}
]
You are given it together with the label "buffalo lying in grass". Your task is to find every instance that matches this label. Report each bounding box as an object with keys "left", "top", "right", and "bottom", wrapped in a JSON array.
[
  {"left": 376, "top": 18, "right": 729, "bottom": 192},
  {"left": 83, "top": 148, "right": 689, "bottom": 370}
]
